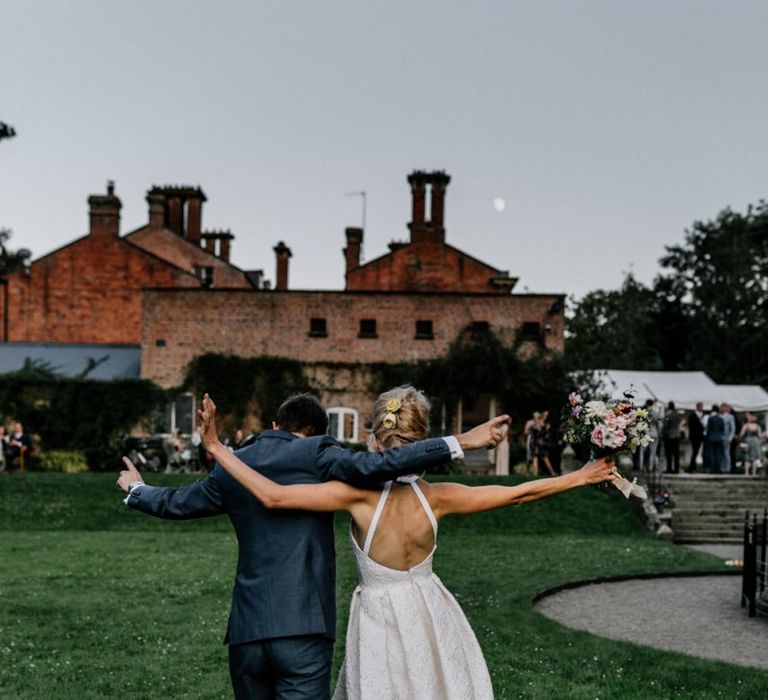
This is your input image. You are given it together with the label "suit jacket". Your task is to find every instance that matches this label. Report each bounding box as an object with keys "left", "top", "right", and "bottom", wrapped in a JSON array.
[
  {"left": 722, "top": 413, "right": 736, "bottom": 442},
  {"left": 687, "top": 411, "right": 704, "bottom": 441},
  {"left": 705, "top": 414, "right": 726, "bottom": 443},
  {"left": 127, "top": 430, "right": 451, "bottom": 645}
]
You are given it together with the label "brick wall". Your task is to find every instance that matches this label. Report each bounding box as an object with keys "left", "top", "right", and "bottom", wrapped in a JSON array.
[
  {"left": 141, "top": 288, "right": 565, "bottom": 388},
  {"left": 346, "top": 241, "right": 505, "bottom": 293},
  {"left": 1, "top": 235, "right": 201, "bottom": 345}
]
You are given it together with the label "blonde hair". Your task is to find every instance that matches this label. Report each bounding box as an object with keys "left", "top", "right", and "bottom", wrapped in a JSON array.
[{"left": 371, "top": 385, "right": 431, "bottom": 448}]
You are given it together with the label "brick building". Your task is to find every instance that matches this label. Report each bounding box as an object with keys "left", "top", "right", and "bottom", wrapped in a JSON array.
[
  {"left": 0, "top": 183, "right": 253, "bottom": 346},
  {"left": 0, "top": 170, "right": 564, "bottom": 448},
  {"left": 140, "top": 171, "right": 565, "bottom": 443}
]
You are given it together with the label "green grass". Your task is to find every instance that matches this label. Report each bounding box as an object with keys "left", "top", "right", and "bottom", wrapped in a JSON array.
[{"left": 0, "top": 473, "right": 765, "bottom": 699}]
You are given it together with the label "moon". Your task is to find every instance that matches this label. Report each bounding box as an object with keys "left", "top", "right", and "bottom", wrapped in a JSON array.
[{"left": 493, "top": 197, "right": 506, "bottom": 212}]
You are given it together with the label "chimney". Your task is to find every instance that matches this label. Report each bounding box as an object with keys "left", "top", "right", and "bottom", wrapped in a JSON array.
[
  {"left": 167, "top": 194, "right": 183, "bottom": 235},
  {"left": 202, "top": 232, "right": 216, "bottom": 254},
  {"left": 146, "top": 190, "right": 166, "bottom": 228},
  {"left": 273, "top": 241, "right": 292, "bottom": 291},
  {"left": 344, "top": 227, "right": 363, "bottom": 274},
  {"left": 88, "top": 181, "right": 121, "bottom": 237},
  {"left": 219, "top": 232, "right": 233, "bottom": 262},
  {"left": 186, "top": 195, "right": 202, "bottom": 243},
  {"left": 407, "top": 170, "right": 451, "bottom": 244},
  {"left": 410, "top": 175, "right": 426, "bottom": 227}
]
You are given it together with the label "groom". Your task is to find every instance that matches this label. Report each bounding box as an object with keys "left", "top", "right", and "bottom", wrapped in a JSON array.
[{"left": 117, "top": 393, "right": 509, "bottom": 699}]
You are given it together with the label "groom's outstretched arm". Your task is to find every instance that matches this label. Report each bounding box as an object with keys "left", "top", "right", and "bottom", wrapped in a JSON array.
[
  {"left": 118, "top": 457, "right": 224, "bottom": 519},
  {"left": 318, "top": 415, "right": 511, "bottom": 485}
]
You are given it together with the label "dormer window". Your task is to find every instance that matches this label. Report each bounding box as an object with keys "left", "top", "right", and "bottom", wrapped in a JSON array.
[{"left": 193, "top": 265, "right": 214, "bottom": 288}]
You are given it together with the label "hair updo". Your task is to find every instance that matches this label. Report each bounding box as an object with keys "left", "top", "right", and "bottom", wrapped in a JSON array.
[{"left": 371, "top": 385, "right": 431, "bottom": 448}]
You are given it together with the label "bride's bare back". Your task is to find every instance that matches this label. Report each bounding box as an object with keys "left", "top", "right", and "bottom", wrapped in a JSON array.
[{"left": 351, "top": 481, "right": 436, "bottom": 571}]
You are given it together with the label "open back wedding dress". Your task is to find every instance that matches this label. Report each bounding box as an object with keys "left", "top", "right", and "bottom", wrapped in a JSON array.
[{"left": 332, "top": 479, "right": 494, "bottom": 700}]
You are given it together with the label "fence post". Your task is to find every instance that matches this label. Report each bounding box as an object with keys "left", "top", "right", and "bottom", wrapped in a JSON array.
[{"left": 742, "top": 511, "right": 750, "bottom": 608}]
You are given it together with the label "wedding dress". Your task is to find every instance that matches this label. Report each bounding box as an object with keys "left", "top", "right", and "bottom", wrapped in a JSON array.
[{"left": 332, "top": 479, "right": 494, "bottom": 700}]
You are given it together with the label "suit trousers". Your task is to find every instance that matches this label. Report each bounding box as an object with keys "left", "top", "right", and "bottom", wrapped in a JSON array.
[{"left": 228, "top": 635, "right": 334, "bottom": 700}]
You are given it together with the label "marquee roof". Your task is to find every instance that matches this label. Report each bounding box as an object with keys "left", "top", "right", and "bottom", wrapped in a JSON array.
[{"left": 592, "top": 369, "right": 768, "bottom": 413}]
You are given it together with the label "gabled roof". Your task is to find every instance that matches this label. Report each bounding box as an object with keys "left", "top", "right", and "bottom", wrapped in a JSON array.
[{"left": 123, "top": 224, "right": 253, "bottom": 281}]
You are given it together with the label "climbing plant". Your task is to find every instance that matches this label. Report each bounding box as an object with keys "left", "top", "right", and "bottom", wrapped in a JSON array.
[{"left": 183, "top": 353, "right": 313, "bottom": 429}]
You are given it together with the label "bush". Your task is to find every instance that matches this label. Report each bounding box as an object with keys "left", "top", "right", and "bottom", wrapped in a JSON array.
[
  {"left": 38, "top": 450, "right": 89, "bottom": 474},
  {"left": 0, "top": 364, "right": 165, "bottom": 462}
]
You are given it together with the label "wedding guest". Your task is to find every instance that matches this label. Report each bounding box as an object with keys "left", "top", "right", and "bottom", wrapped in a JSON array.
[
  {"left": 662, "top": 402, "right": 681, "bottom": 473},
  {"left": 6, "top": 421, "right": 32, "bottom": 471},
  {"left": 703, "top": 405, "right": 727, "bottom": 473},
  {"left": 523, "top": 412, "right": 539, "bottom": 468},
  {"left": 738, "top": 414, "right": 764, "bottom": 477},
  {"left": 531, "top": 411, "right": 556, "bottom": 477},
  {"left": 721, "top": 404, "right": 736, "bottom": 473},
  {"left": 687, "top": 402, "right": 705, "bottom": 472},
  {"left": 0, "top": 425, "right": 7, "bottom": 473},
  {"left": 640, "top": 400, "right": 662, "bottom": 473}
]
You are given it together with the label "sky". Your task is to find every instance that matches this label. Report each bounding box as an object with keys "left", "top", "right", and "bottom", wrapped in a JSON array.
[{"left": 2, "top": 1, "right": 768, "bottom": 298}]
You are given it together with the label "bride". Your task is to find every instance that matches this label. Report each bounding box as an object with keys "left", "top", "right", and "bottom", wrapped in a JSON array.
[{"left": 197, "top": 387, "right": 615, "bottom": 699}]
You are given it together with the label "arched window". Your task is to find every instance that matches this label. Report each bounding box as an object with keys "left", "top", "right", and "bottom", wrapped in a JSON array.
[{"left": 327, "top": 407, "right": 360, "bottom": 443}]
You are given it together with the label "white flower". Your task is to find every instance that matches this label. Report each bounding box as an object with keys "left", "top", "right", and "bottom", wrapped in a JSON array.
[{"left": 584, "top": 400, "right": 609, "bottom": 419}]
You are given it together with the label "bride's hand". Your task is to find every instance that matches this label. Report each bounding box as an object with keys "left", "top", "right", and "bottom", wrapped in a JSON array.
[
  {"left": 579, "top": 457, "right": 617, "bottom": 485},
  {"left": 196, "top": 393, "right": 222, "bottom": 449}
]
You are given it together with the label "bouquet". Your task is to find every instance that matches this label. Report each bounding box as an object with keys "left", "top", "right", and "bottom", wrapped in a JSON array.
[{"left": 562, "top": 390, "right": 649, "bottom": 499}]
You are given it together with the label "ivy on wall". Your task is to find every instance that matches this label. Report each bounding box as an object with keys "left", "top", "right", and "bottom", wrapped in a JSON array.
[
  {"left": 366, "top": 329, "right": 570, "bottom": 433},
  {"left": 183, "top": 353, "right": 313, "bottom": 430}
]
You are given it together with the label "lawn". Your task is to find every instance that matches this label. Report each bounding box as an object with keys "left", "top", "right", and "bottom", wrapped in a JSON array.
[{"left": 1, "top": 473, "right": 765, "bottom": 699}]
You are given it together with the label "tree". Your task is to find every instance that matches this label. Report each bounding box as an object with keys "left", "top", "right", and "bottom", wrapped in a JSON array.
[
  {"left": 565, "top": 274, "right": 668, "bottom": 371},
  {"left": 0, "top": 228, "right": 31, "bottom": 276},
  {"left": 0, "top": 121, "right": 16, "bottom": 142},
  {"left": 659, "top": 202, "right": 768, "bottom": 385}
]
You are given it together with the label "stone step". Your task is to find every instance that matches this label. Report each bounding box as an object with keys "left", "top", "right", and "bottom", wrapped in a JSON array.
[
  {"left": 673, "top": 503, "right": 767, "bottom": 508},
  {"left": 672, "top": 503, "right": 763, "bottom": 520},
  {"left": 667, "top": 486, "right": 768, "bottom": 500},
  {"left": 672, "top": 525, "right": 746, "bottom": 537}
]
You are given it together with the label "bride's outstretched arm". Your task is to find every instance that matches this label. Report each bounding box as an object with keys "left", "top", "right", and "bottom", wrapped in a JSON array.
[
  {"left": 198, "top": 394, "right": 367, "bottom": 513},
  {"left": 428, "top": 459, "right": 616, "bottom": 517}
]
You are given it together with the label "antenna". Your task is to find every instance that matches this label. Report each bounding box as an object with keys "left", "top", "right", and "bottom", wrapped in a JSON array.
[{"left": 344, "top": 190, "right": 367, "bottom": 232}]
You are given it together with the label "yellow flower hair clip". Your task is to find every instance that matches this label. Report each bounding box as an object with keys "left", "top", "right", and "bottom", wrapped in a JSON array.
[{"left": 382, "top": 398, "right": 403, "bottom": 430}]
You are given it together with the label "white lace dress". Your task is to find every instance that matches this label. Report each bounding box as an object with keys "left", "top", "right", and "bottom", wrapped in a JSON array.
[{"left": 332, "top": 480, "right": 494, "bottom": 700}]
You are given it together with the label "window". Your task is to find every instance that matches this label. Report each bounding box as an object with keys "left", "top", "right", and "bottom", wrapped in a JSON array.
[
  {"left": 308, "top": 318, "right": 327, "bottom": 337},
  {"left": 358, "top": 319, "right": 377, "bottom": 338},
  {"left": 327, "top": 407, "right": 359, "bottom": 443},
  {"left": 415, "top": 320, "right": 434, "bottom": 339},
  {"left": 155, "top": 339, "right": 166, "bottom": 347},
  {"left": 154, "top": 393, "right": 195, "bottom": 435},
  {"left": 470, "top": 320, "right": 490, "bottom": 336},
  {"left": 520, "top": 321, "right": 542, "bottom": 342},
  {"left": 193, "top": 265, "right": 214, "bottom": 287}
]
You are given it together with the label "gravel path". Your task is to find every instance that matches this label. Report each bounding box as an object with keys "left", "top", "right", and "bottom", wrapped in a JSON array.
[{"left": 535, "top": 573, "right": 768, "bottom": 670}]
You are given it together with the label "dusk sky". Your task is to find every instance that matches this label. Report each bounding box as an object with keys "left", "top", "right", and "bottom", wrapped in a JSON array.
[{"left": 3, "top": 1, "right": 767, "bottom": 298}]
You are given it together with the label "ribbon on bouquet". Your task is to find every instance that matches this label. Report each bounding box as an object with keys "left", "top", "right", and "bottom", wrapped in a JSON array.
[{"left": 610, "top": 468, "right": 648, "bottom": 500}]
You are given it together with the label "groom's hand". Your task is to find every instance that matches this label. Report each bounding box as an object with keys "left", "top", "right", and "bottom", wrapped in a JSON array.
[
  {"left": 117, "top": 456, "right": 144, "bottom": 493},
  {"left": 457, "top": 415, "right": 511, "bottom": 451}
]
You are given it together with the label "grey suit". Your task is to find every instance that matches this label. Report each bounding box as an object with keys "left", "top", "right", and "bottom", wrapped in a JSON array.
[{"left": 126, "top": 429, "right": 452, "bottom": 698}]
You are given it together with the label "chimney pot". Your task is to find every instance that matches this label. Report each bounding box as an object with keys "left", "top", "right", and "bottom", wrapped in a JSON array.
[
  {"left": 344, "top": 227, "right": 363, "bottom": 276},
  {"left": 88, "top": 181, "right": 122, "bottom": 237},
  {"left": 273, "top": 241, "right": 292, "bottom": 291},
  {"left": 407, "top": 170, "right": 450, "bottom": 244}
]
